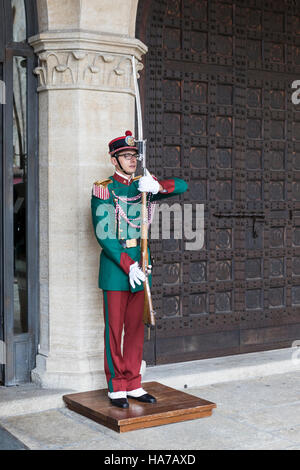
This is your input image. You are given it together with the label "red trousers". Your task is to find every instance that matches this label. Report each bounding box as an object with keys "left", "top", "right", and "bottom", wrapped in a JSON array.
[{"left": 102, "top": 290, "right": 145, "bottom": 393}]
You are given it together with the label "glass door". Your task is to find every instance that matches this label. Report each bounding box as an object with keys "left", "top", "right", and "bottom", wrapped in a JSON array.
[
  {"left": 1, "top": 0, "right": 38, "bottom": 385},
  {"left": 0, "top": 0, "right": 4, "bottom": 384}
]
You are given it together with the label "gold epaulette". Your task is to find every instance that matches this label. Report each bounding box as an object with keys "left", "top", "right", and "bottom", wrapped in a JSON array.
[
  {"left": 93, "top": 178, "right": 113, "bottom": 187},
  {"left": 92, "top": 178, "right": 112, "bottom": 200}
]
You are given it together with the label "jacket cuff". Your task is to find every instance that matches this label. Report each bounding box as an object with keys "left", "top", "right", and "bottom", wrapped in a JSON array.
[
  {"left": 159, "top": 179, "right": 175, "bottom": 194},
  {"left": 120, "top": 252, "right": 135, "bottom": 275}
]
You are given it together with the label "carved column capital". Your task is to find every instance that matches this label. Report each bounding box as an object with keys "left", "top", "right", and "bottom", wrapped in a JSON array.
[{"left": 29, "top": 31, "right": 147, "bottom": 94}]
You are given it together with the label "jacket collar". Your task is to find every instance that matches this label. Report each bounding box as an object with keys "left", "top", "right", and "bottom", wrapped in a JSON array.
[{"left": 113, "top": 170, "right": 133, "bottom": 186}]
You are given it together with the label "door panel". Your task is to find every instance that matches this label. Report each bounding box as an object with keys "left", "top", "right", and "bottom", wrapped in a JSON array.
[
  {"left": 137, "top": 0, "right": 300, "bottom": 365},
  {"left": 1, "top": 0, "right": 38, "bottom": 385},
  {"left": 0, "top": 68, "right": 3, "bottom": 385},
  {"left": 0, "top": 0, "right": 4, "bottom": 384}
]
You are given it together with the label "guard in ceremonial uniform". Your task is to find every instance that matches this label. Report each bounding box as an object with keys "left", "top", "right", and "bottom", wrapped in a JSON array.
[{"left": 91, "top": 131, "right": 188, "bottom": 408}]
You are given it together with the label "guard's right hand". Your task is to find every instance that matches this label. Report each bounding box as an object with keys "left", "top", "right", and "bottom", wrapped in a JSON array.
[
  {"left": 129, "top": 262, "right": 146, "bottom": 289},
  {"left": 138, "top": 169, "right": 160, "bottom": 194}
]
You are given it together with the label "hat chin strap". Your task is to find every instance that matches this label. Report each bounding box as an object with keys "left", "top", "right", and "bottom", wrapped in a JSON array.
[{"left": 115, "top": 154, "right": 132, "bottom": 176}]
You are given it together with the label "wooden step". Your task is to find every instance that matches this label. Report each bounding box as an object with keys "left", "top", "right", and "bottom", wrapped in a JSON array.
[{"left": 63, "top": 382, "right": 216, "bottom": 433}]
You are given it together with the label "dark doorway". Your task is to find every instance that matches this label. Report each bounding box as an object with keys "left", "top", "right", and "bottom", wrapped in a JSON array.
[
  {"left": 137, "top": 0, "right": 300, "bottom": 365},
  {"left": 0, "top": 0, "right": 38, "bottom": 385}
]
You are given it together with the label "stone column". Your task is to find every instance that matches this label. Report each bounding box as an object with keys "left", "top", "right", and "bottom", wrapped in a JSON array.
[{"left": 29, "top": 0, "right": 147, "bottom": 390}]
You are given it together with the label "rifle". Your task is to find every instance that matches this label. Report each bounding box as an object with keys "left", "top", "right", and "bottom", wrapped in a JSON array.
[{"left": 131, "top": 56, "right": 156, "bottom": 336}]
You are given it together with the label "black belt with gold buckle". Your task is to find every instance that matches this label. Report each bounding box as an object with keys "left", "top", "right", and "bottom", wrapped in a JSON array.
[{"left": 119, "top": 238, "right": 141, "bottom": 249}]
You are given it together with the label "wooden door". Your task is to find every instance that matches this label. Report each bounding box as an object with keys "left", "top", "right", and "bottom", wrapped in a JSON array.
[{"left": 137, "top": 0, "right": 300, "bottom": 365}]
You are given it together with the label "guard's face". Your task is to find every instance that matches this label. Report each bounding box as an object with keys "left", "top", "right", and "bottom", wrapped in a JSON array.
[{"left": 112, "top": 150, "right": 138, "bottom": 175}]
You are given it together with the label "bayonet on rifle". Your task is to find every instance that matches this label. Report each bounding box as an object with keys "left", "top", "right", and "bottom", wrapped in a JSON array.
[{"left": 131, "top": 56, "right": 156, "bottom": 335}]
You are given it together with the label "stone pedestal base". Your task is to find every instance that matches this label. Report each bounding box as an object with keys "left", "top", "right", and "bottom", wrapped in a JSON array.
[
  {"left": 32, "top": 355, "right": 147, "bottom": 392},
  {"left": 31, "top": 353, "right": 107, "bottom": 392}
]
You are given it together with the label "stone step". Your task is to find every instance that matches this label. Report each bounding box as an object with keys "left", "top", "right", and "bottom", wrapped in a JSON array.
[
  {"left": 0, "top": 347, "right": 298, "bottom": 418},
  {"left": 0, "top": 383, "right": 73, "bottom": 419},
  {"left": 143, "top": 347, "right": 300, "bottom": 391}
]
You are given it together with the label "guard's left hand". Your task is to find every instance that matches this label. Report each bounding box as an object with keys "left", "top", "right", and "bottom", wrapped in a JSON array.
[
  {"left": 129, "top": 262, "right": 146, "bottom": 289},
  {"left": 138, "top": 169, "right": 160, "bottom": 195}
]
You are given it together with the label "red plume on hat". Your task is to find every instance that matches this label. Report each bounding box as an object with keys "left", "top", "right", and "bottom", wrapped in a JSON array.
[{"left": 109, "top": 130, "right": 137, "bottom": 155}]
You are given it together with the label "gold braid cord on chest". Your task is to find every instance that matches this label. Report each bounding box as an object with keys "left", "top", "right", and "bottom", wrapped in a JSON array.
[{"left": 112, "top": 191, "right": 156, "bottom": 229}]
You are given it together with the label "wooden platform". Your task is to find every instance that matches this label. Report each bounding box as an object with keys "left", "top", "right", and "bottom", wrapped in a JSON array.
[{"left": 63, "top": 382, "right": 216, "bottom": 433}]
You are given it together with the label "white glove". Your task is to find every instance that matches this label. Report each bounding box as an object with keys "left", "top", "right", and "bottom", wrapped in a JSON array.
[
  {"left": 129, "top": 262, "right": 146, "bottom": 289},
  {"left": 138, "top": 169, "right": 160, "bottom": 194}
]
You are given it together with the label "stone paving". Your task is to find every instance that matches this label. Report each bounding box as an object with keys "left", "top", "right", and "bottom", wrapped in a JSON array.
[
  {"left": 0, "top": 425, "right": 27, "bottom": 450},
  {"left": 0, "top": 370, "right": 300, "bottom": 450}
]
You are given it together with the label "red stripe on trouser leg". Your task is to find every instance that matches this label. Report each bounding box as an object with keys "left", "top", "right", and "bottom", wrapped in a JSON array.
[{"left": 103, "top": 290, "right": 145, "bottom": 393}]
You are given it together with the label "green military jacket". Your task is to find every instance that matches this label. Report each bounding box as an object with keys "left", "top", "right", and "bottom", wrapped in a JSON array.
[{"left": 91, "top": 171, "right": 188, "bottom": 292}]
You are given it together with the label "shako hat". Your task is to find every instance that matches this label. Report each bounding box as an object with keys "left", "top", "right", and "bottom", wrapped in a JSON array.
[{"left": 108, "top": 130, "right": 138, "bottom": 156}]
